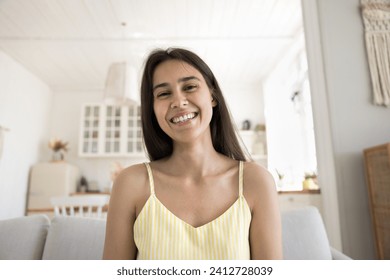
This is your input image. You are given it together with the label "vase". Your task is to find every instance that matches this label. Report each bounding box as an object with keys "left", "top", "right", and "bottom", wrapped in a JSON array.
[
  {"left": 52, "top": 151, "right": 64, "bottom": 162},
  {"left": 302, "top": 178, "right": 318, "bottom": 190}
]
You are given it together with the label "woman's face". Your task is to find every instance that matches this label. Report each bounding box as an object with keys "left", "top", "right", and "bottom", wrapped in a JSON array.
[{"left": 152, "top": 59, "right": 217, "bottom": 144}]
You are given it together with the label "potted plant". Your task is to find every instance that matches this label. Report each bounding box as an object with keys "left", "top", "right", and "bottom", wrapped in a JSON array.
[
  {"left": 48, "top": 138, "right": 68, "bottom": 162},
  {"left": 302, "top": 172, "right": 319, "bottom": 190}
]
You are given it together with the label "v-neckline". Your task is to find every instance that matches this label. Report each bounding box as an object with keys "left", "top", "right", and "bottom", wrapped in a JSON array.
[
  {"left": 152, "top": 194, "right": 243, "bottom": 230},
  {"left": 135, "top": 161, "right": 249, "bottom": 230}
]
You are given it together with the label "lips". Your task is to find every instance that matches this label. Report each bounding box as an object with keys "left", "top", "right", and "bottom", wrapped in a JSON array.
[{"left": 170, "top": 112, "right": 198, "bottom": 124}]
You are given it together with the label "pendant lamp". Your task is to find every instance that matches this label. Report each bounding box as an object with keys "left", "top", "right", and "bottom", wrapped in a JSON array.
[
  {"left": 103, "top": 22, "right": 139, "bottom": 105},
  {"left": 103, "top": 62, "right": 139, "bottom": 105}
]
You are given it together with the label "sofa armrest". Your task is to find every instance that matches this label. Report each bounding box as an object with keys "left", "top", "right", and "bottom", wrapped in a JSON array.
[
  {"left": 282, "top": 206, "right": 333, "bottom": 259},
  {"left": 330, "top": 247, "right": 352, "bottom": 260},
  {"left": 0, "top": 215, "right": 50, "bottom": 259}
]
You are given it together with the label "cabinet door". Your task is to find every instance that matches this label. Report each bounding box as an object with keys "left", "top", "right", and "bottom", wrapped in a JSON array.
[
  {"left": 126, "top": 105, "right": 144, "bottom": 154},
  {"left": 278, "top": 193, "right": 322, "bottom": 213},
  {"left": 104, "top": 105, "right": 122, "bottom": 154},
  {"left": 79, "top": 104, "right": 144, "bottom": 157},
  {"left": 80, "top": 105, "right": 101, "bottom": 155}
]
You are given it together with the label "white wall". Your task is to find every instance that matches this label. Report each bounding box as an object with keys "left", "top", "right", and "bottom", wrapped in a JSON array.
[
  {"left": 222, "top": 83, "right": 265, "bottom": 130},
  {"left": 0, "top": 50, "right": 52, "bottom": 219},
  {"left": 315, "top": 0, "right": 390, "bottom": 259}
]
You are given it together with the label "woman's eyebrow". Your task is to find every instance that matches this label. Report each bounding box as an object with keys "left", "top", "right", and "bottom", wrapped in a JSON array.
[
  {"left": 153, "top": 76, "right": 200, "bottom": 92},
  {"left": 178, "top": 76, "right": 200, "bottom": 83},
  {"left": 153, "top": 82, "right": 169, "bottom": 92}
]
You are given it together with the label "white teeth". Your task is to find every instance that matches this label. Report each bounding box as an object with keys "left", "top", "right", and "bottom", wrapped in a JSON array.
[{"left": 172, "top": 113, "right": 196, "bottom": 124}]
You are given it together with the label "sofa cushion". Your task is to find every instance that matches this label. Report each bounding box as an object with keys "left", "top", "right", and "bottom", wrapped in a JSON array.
[
  {"left": 42, "top": 216, "right": 106, "bottom": 260},
  {"left": 282, "top": 206, "right": 332, "bottom": 259},
  {"left": 0, "top": 215, "right": 50, "bottom": 260}
]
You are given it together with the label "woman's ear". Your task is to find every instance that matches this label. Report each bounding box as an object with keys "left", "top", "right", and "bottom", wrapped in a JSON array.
[
  {"left": 211, "top": 96, "right": 218, "bottom": 107},
  {"left": 210, "top": 89, "right": 218, "bottom": 107}
]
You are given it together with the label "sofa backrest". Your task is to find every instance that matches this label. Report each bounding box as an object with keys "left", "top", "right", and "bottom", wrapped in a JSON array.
[
  {"left": 0, "top": 206, "right": 333, "bottom": 260},
  {"left": 42, "top": 216, "right": 106, "bottom": 260},
  {"left": 0, "top": 214, "right": 50, "bottom": 260},
  {"left": 43, "top": 207, "right": 334, "bottom": 260}
]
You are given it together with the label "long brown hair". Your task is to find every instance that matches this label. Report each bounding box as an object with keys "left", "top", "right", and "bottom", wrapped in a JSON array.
[{"left": 140, "top": 47, "right": 247, "bottom": 161}]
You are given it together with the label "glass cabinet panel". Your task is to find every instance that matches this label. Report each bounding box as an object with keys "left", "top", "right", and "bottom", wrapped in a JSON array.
[
  {"left": 127, "top": 105, "right": 143, "bottom": 154},
  {"left": 81, "top": 105, "right": 100, "bottom": 154},
  {"left": 104, "top": 105, "right": 122, "bottom": 154},
  {"left": 79, "top": 103, "right": 144, "bottom": 157}
]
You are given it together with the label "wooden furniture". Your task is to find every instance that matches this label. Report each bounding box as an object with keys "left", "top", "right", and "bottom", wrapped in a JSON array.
[
  {"left": 363, "top": 142, "right": 390, "bottom": 259},
  {"left": 50, "top": 195, "right": 110, "bottom": 219}
]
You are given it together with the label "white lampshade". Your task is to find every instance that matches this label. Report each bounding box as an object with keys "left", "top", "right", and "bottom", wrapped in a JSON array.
[{"left": 104, "top": 62, "right": 139, "bottom": 105}]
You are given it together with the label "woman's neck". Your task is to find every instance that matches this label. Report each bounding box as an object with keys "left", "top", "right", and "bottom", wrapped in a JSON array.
[{"left": 168, "top": 136, "right": 225, "bottom": 177}]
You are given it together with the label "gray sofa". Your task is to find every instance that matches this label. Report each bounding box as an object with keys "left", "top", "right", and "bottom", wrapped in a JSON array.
[{"left": 0, "top": 206, "right": 350, "bottom": 260}]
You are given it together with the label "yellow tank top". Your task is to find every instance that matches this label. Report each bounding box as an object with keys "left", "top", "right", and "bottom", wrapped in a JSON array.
[{"left": 133, "top": 161, "right": 251, "bottom": 260}]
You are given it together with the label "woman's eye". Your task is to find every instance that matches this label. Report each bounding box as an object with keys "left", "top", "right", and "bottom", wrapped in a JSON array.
[
  {"left": 156, "top": 92, "right": 170, "bottom": 98},
  {"left": 184, "top": 84, "right": 198, "bottom": 92}
]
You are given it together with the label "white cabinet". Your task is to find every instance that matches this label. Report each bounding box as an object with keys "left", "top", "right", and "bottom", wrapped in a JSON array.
[
  {"left": 79, "top": 103, "right": 144, "bottom": 157},
  {"left": 239, "top": 130, "right": 268, "bottom": 167},
  {"left": 278, "top": 192, "right": 323, "bottom": 215},
  {"left": 27, "top": 162, "right": 80, "bottom": 210}
]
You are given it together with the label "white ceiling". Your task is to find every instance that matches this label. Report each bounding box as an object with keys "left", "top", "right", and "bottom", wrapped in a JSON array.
[{"left": 0, "top": 0, "right": 303, "bottom": 91}]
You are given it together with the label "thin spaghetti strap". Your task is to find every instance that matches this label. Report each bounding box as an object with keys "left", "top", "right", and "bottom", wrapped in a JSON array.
[
  {"left": 144, "top": 162, "right": 155, "bottom": 195},
  {"left": 239, "top": 161, "right": 244, "bottom": 197}
]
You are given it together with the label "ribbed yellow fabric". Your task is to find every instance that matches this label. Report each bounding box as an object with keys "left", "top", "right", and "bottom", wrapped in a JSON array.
[{"left": 133, "top": 161, "right": 252, "bottom": 260}]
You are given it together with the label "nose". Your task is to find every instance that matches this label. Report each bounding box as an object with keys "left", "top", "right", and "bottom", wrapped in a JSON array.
[{"left": 170, "top": 92, "right": 188, "bottom": 109}]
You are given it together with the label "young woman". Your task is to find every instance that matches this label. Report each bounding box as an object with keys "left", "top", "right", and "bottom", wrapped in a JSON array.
[{"left": 103, "top": 48, "right": 282, "bottom": 260}]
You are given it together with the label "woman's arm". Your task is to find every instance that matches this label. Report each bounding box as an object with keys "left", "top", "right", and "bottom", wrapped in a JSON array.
[
  {"left": 245, "top": 162, "right": 283, "bottom": 260},
  {"left": 103, "top": 164, "right": 148, "bottom": 260}
]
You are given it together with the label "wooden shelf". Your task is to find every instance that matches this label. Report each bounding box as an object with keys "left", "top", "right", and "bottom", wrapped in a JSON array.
[
  {"left": 70, "top": 192, "right": 111, "bottom": 195},
  {"left": 278, "top": 189, "right": 321, "bottom": 195}
]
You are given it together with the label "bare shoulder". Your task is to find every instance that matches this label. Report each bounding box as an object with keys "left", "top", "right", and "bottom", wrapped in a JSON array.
[
  {"left": 242, "top": 161, "right": 277, "bottom": 208},
  {"left": 113, "top": 163, "right": 147, "bottom": 189},
  {"left": 109, "top": 163, "right": 150, "bottom": 211},
  {"left": 243, "top": 161, "right": 276, "bottom": 189},
  {"left": 113, "top": 163, "right": 148, "bottom": 189},
  {"left": 104, "top": 163, "right": 149, "bottom": 259},
  {"left": 243, "top": 161, "right": 282, "bottom": 259}
]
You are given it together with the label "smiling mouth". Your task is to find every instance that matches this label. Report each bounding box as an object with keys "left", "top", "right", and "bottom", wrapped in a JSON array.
[{"left": 170, "top": 112, "right": 198, "bottom": 124}]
